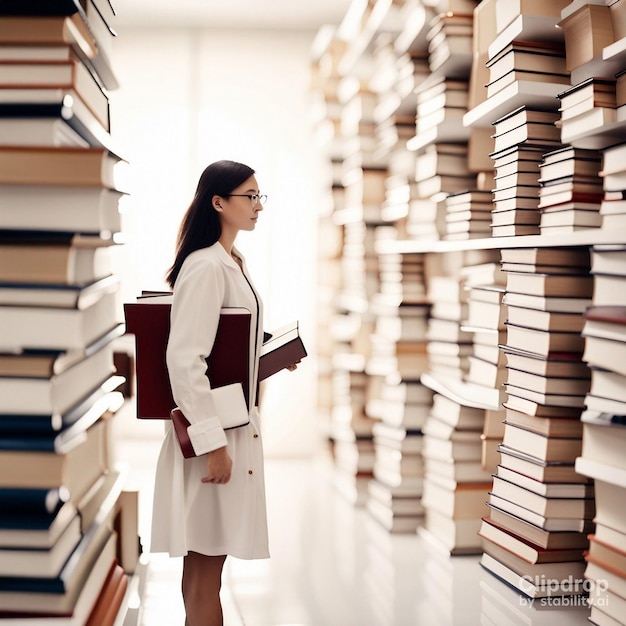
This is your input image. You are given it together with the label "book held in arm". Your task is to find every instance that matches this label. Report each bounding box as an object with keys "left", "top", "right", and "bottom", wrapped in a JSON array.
[{"left": 124, "top": 293, "right": 307, "bottom": 457}]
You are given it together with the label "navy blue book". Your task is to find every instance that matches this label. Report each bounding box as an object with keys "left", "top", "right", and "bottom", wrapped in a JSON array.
[
  {"left": 0, "top": 0, "right": 83, "bottom": 16},
  {"left": 0, "top": 486, "right": 69, "bottom": 516},
  {"left": 0, "top": 502, "right": 110, "bottom": 593},
  {"left": 0, "top": 383, "right": 123, "bottom": 453}
]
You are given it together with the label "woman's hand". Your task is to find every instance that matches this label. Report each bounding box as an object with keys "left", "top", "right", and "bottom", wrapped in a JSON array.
[
  {"left": 202, "top": 446, "right": 232, "bottom": 484},
  {"left": 286, "top": 360, "right": 301, "bottom": 372}
]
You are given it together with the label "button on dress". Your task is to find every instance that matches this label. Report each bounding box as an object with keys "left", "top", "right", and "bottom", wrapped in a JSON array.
[{"left": 150, "top": 243, "right": 269, "bottom": 560}]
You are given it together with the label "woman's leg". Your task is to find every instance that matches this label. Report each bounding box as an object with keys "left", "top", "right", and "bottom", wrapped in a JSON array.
[{"left": 182, "top": 551, "right": 227, "bottom": 626}]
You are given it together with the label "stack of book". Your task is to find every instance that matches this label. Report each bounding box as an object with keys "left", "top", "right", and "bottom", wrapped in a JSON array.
[
  {"left": 330, "top": 354, "right": 376, "bottom": 507},
  {"left": 426, "top": 275, "right": 473, "bottom": 382},
  {"left": 407, "top": 10, "right": 477, "bottom": 236},
  {"left": 485, "top": 39, "right": 569, "bottom": 101},
  {"left": 463, "top": 267, "right": 506, "bottom": 394},
  {"left": 366, "top": 416, "right": 427, "bottom": 534},
  {"left": 538, "top": 145, "right": 603, "bottom": 234},
  {"left": 365, "top": 250, "right": 432, "bottom": 533},
  {"left": 412, "top": 76, "right": 471, "bottom": 148},
  {"left": 425, "top": 11, "right": 474, "bottom": 78},
  {"left": 310, "top": 26, "right": 346, "bottom": 436},
  {"left": 556, "top": 78, "right": 618, "bottom": 147},
  {"left": 460, "top": 259, "right": 507, "bottom": 472},
  {"left": 331, "top": 164, "right": 387, "bottom": 506},
  {"left": 0, "top": 2, "right": 134, "bottom": 622},
  {"left": 581, "top": 247, "right": 626, "bottom": 413},
  {"left": 599, "top": 142, "right": 626, "bottom": 231},
  {"left": 490, "top": 106, "right": 563, "bottom": 238},
  {"left": 379, "top": 170, "right": 417, "bottom": 236},
  {"left": 475, "top": 0, "right": 569, "bottom": 118},
  {"left": 575, "top": 238, "right": 626, "bottom": 626},
  {"left": 375, "top": 50, "right": 430, "bottom": 240},
  {"left": 415, "top": 143, "right": 475, "bottom": 205},
  {"left": 479, "top": 245, "right": 595, "bottom": 600},
  {"left": 574, "top": 410, "right": 626, "bottom": 626},
  {"left": 340, "top": 82, "right": 381, "bottom": 174},
  {"left": 444, "top": 188, "right": 493, "bottom": 241},
  {"left": 420, "top": 392, "right": 490, "bottom": 555}
]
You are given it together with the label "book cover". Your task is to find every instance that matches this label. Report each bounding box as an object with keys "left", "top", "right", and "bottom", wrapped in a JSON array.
[{"left": 124, "top": 298, "right": 251, "bottom": 418}]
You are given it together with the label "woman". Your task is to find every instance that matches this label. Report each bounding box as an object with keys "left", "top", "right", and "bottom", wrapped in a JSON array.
[{"left": 150, "top": 160, "right": 295, "bottom": 626}]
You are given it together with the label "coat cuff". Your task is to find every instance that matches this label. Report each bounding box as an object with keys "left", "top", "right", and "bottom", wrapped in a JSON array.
[{"left": 187, "top": 416, "right": 227, "bottom": 455}]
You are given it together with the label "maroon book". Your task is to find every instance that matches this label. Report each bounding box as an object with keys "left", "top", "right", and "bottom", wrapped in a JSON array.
[{"left": 124, "top": 296, "right": 251, "bottom": 419}]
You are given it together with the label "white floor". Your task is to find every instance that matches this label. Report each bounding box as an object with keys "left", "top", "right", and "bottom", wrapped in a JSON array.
[{"left": 112, "top": 409, "right": 594, "bottom": 626}]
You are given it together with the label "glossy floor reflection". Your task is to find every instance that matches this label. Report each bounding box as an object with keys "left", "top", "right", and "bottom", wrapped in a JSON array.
[{"left": 115, "top": 415, "right": 593, "bottom": 626}]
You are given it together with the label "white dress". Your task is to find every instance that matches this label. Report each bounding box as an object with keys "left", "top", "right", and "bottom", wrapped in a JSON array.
[{"left": 150, "top": 242, "right": 269, "bottom": 560}]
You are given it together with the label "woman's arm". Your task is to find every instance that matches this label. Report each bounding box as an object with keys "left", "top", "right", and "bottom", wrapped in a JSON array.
[{"left": 166, "top": 254, "right": 230, "bottom": 456}]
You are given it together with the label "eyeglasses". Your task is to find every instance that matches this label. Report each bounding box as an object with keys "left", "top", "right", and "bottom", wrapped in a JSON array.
[{"left": 226, "top": 193, "right": 267, "bottom": 206}]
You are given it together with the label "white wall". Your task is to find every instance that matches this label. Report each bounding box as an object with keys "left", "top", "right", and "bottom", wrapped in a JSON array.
[{"left": 110, "top": 28, "right": 326, "bottom": 456}]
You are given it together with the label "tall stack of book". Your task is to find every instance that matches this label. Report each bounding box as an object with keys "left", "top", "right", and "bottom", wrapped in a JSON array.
[
  {"left": 538, "top": 146, "right": 604, "bottom": 234},
  {"left": 372, "top": 10, "right": 432, "bottom": 238},
  {"left": 0, "top": 2, "right": 134, "bottom": 622},
  {"left": 460, "top": 258, "right": 507, "bottom": 472},
  {"left": 425, "top": 273, "right": 473, "bottom": 382},
  {"left": 462, "top": 0, "right": 572, "bottom": 239},
  {"left": 326, "top": 18, "right": 389, "bottom": 505},
  {"left": 420, "top": 390, "right": 490, "bottom": 555},
  {"left": 575, "top": 242, "right": 626, "bottom": 625},
  {"left": 310, "top": 27, "right": 347, "bottom": 441},
  {"left": 479, "top": 246, "right": 596, "bottom": 601},
  {"left": 365, "top": 250, "right": 432, "bottom": 533},
  {"left": 410, "top": 77, "right": 476, "bottom": 239},
  {"left": 418, "top": 253, "right": 496, "bottom": 555},
  {"left": 490, "top": 106, "right": 563, "bottom": 237},
  {"left": 405, "top": 6, "right": 477, "bottom": 233},
  {"left": 575, "top": 407, "right": 626, "bottom": 626},
  {"left": 599, "top": 142, "right": 626, "bottom": 231}
]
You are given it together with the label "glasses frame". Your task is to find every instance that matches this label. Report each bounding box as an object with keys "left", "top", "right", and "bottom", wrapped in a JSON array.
[{"left": 225, "top": 193, "right": 267, "bottom": 206}]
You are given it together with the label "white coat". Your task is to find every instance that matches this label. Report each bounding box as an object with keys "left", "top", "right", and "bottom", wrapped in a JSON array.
[{"left": 150, "top": 242, "right": 269, "bottom": 560}]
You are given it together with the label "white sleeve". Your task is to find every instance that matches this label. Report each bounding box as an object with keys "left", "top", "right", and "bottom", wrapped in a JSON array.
[{"left": 165, "top": 256, "right": 231, "bottom": 455}]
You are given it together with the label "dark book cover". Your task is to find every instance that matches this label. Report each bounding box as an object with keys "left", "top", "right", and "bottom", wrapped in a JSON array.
[
  {"left": 124, "top": 299, "right": 251, "bottom": 418},
  {"left": 258, "top": 321, "right": 307, "bottom": 381}
]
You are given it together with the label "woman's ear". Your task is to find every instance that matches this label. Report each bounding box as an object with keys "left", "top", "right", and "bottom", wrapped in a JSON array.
[{"left": 213, "top": 195, "right": 224, "bottom": 212}]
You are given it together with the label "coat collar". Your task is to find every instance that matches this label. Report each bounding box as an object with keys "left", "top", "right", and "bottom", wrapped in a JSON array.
[{"left": 215, "top": 241, "right": 245, "bottom": 271}]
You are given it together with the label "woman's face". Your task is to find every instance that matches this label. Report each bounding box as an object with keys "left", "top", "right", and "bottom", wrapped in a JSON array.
[{"left": 216, "top": 175, "right": 264, "bottom": 233}]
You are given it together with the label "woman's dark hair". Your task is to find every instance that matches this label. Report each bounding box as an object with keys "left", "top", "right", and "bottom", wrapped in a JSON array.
[{"left": 165, "top": 160, "right": 255, "bottom": 287}]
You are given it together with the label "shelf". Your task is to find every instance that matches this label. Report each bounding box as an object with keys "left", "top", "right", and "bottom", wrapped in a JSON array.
[
  {"left": 603, "top": 36, "right": 626, "bottom": 65},
  {"left": 463, "top": 81, "right": 563, "bottom": 128},
  {"left": 376, "top": 228, "right": 626, "bottom": 255},
  {"left": 488, "top": 14, "right": 565, "bottom": 60},
  {"left": 407, "top": 122, "right": 471, "bottom": 151},
  {"left": 420, "top": 372, "right": 500, "bottom": 411},
  {"left": 562, "top": 116, "right": 626, "bottom": 150}
]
